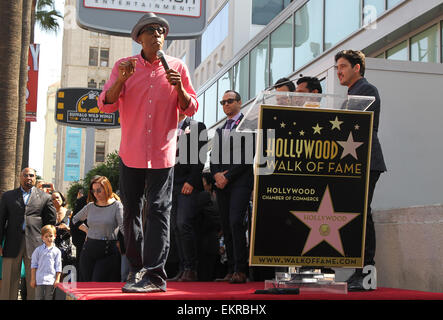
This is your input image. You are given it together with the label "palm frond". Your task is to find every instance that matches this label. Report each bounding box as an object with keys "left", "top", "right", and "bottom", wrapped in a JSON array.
[{"left": 35, "top": 0, "right": 63, "bottom": 33}]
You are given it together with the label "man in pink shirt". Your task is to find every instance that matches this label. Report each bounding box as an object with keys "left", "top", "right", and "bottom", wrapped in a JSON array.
[{"left": 98, "top": 12, "right": 198, "bottom": 293}]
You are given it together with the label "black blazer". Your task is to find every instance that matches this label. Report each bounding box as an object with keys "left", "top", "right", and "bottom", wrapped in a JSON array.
[
  {"left": 348, "top": 78, "right": 387, "bottom": 172},
  {"left": 210, "top": 113, "right": 255, "bottom": 189},
  {"left": 0, "top": 187, "right": 56, "bottom": 258},
  {"left": 174, "top": 117, "right": 208, "bottom": 191}
]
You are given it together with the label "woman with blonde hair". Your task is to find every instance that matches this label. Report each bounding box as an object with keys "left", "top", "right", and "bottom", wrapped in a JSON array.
[{"left": 72, "top": 176, "right": 123, "bottom": 282}]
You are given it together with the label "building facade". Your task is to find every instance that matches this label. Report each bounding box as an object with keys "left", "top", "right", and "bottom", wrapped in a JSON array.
[
  {"left": 54, "top": 0, "right": 131, "bottom": 194},
  {"left": 42, "top": 81, "right": 60, "bottom": 184},
  {"left": 167, "top": 0, "right": 443, "bottom": 291}
]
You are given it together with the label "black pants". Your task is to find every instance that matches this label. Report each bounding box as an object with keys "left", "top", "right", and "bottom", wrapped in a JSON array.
[
  {"left": 119, "top": 158, "right": 173, "bottom": 289},
  {"left": 79, "top": 239, "right": 121, "bottom": 282},
  {"left": 171, "top": 185, "right": 200, "bottom": 271},
  {"left": 364, "top": 170, "right": 382, "bottom": 266},
  {"left": 215, "top": 186, "right": 252, "bottom": 274}
]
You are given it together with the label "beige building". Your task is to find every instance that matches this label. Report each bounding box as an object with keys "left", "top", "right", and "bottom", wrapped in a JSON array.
[
  {"left": 42, "top": 81, "right": 60, "bottom": 184},
  {"left": 54, "top": 0, "right": 132, "bottom": 194}
]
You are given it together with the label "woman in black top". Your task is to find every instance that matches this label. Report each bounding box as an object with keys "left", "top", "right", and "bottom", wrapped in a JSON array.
[{"left": 51, "top": 191, "right": 74, "bottom": 268}]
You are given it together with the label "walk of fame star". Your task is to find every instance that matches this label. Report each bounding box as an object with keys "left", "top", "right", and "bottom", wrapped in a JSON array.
[{"left": 290, "top": 186, "right": 360, "bottom": 256}]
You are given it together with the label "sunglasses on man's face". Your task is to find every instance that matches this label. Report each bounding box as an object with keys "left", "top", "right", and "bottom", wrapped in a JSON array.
[
  {"left": 141, "top": 26, "right": 166, "bottom": 35},
  {"left": 219, "top": 98, "right": 238, "bottom": 106},
  {"left": 23, "top": 173, "right": 35, "bottom": 178}
]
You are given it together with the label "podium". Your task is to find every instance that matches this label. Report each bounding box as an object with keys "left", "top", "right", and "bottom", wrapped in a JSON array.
[{"left": 238, "top": 91, "right": 375, "bottom": 294}]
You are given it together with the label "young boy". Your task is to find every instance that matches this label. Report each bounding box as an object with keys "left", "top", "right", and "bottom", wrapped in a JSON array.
[{"left": 30, "top": 225, "right": 62, "bottom": 300}]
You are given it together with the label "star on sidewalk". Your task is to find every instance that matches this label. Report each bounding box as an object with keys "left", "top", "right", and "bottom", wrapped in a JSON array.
[
  {"left": 280, "top": 122, "right": 286, "bottom": 128},
  {"left": 290, "top": 186, "right": 360, "bottom": 256},
  {"left": 337, "top": 132, "right": 364, "bottom": 160},
  {"left": 330, "top": 116, "right": 344, "bottom": 130}
]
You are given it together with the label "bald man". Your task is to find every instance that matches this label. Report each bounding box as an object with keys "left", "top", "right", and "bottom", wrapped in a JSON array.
[{"left": 0, "top": 168, "right": 56, "bottom": 300}]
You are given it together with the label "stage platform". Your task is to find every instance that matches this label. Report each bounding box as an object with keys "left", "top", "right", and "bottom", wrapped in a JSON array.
[{"left": 56, "top": 281, "right": 443, "bottom": 300}]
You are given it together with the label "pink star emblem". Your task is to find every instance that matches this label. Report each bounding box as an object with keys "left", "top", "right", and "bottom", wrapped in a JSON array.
[
  {"left": 337, "top": 132, "right": 364, "bottom": 160},
  {"left": 290, "top": 186, "right": 360, "bottom": 256}
]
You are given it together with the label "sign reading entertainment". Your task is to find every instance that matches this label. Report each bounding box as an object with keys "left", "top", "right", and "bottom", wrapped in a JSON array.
[{"left": 84, "top": 0, "right": 202, "bottom": 17}]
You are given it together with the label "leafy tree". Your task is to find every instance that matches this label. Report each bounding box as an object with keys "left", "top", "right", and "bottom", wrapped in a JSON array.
[{"left": 66, "top": 151, "right": 120, "bottom": 209}]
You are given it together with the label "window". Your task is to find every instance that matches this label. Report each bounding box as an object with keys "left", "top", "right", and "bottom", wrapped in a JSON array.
[
  {"left": 100, "top": 48, "right": 109, "bottom": 67},
  {"left": 363, "top": 0, "right": 385, "bottom": 24},
  {"left": 250, "top": 37, "right": 270, "bottom": 98},
  {"left": 99, "top": 80, "right": 106, "bottom": 89},
  {"left": 95, "top": 142, "right": 105, "bottom": 163},
  {"left": 89, "top": 47, "right": 98, "bottom": 66},
  {"left": 194, "top": 94, "right": 204, "bottom": 122},
  {"left": 294, "top": 0, "right": 323, "bottom": 71},
  {"left": 217, "top": 71, "right": 233, "bottom": 120},
  {"left": 252, "top": 0, "right": 293, "bottom": 25},
  {"left": 270, "top": 17, "right": 293, "bottom": 85},
  {"left": 324, "top": 0, "right": 361, "bottom": 51},
  {"left": 386, "top": 41, "right": 408, "bottom": 61},
  {"left": 204, "top": 82, "right": 217, "bottom": 127},
  {"left": 88, "top": 79, "right": 97, "bottom": 88},
  {"left": 410, "top": 24, "right": 439, "bottom": 63},
  {"left": 201, "top": 2, "right": 229, "bottom": 62},
  {"left": 233, "top": 54, "right": 249, "bottom": 101},
  {"left": 387, "top": 0, "right": 403, "bottom": 9}
]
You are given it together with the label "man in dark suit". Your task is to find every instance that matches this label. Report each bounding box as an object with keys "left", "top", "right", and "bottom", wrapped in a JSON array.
[
  {"left": 335, "top": 50, "right": 387, "bottom": 291},
  {"left": 169, "top": 113, "right": 207, "bottom": 282},
  {"left": 0, "top": 168, "right": 56, "bottom": 299},
  {"left": 210, "top": 90, "right": 255, "bottom": 284}
]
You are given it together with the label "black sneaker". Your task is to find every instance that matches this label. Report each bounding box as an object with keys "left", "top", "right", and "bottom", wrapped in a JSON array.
[
  {"left": 124, "top": 277, "right": 166, "bottom": 293},
  {"left": 121, "top": 269, "right": 144, "bottom": 293}
]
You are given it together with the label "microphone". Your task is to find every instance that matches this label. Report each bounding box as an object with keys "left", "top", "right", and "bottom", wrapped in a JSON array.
[
  {"left": 157, "top": 50, "right": 176, "bottom": 85},
  {"left": 156, "top": 50, "right": 170, "bottom": 70}
]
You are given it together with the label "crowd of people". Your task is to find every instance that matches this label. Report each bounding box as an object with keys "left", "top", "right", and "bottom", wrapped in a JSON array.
[{"left": 0, "top": 11, "right": 385, "bottom": 300}]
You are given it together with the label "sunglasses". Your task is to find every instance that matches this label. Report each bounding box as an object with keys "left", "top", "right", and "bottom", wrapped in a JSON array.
[
  {"left": 23, "top": 173, "right": 35, "bottom": 178},
  {"left": 140, "top": 26, "right": 166, "bottom": 35},
  {"left": 219, "top": 98, "right": 238, "bottom": 106}
]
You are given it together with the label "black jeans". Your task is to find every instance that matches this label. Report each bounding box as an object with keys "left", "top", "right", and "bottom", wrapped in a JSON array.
[
  {"left": 364, "top": 170, "right": 382, "bottom": 266},
  {"left": 79, "top": 238, "right": 121, "bottom": 282},
  {"left": 119, "top": 158, "right": 173, "bottom": 289},
  {"left": 171, "top": 185, "right": 201, "bottom": 271}
]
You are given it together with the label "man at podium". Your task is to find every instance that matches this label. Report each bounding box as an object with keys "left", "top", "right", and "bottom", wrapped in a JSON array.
[{"left": 335, "top": 50, "right": 387, "bottom": 291}]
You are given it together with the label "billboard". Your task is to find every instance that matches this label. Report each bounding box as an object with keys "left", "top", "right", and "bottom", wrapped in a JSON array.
[
  {"left": 55, "top": 88, "right": 120, "bottom": 128},
  {"left": 26, "top": 44, "right": 39, "bottom": 122},
  {"left": 77, "top": 0, "right": 207, "bottom": 39},
  {"left": 64, "top": 126, "right": 82, "bottom": 182}
]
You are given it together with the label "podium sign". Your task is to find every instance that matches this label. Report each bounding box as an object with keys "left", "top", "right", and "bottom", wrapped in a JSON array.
[{"left": 249, "top": 104, "right": 373, "bottom": 268}]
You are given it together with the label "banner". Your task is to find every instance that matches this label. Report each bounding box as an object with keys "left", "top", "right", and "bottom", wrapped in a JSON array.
[
  {"left": 250, "top": 105, "right": 373, "bottom": 268},
  {"left": 64, "top": 127, "right": 82, "bottom": 181},
  {"left": 55, "top": 88, "right": 120, "bottom": 128},
  {"left": 26, "top": 44, "right": 40, "bottom": 122}
]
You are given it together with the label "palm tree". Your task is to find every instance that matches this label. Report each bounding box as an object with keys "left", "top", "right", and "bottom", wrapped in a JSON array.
[
  {"left": 15, "top": 0, "right": 33, "bottom": 188},
  {"left": 0, "top": 0, "right": 62, "bottom": 194},
  {"left": 0, "top": 1, "right": 25, "bottom": 194},
  {"left": 19, "top": 0, "right": 62, "bottom": 185}
]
